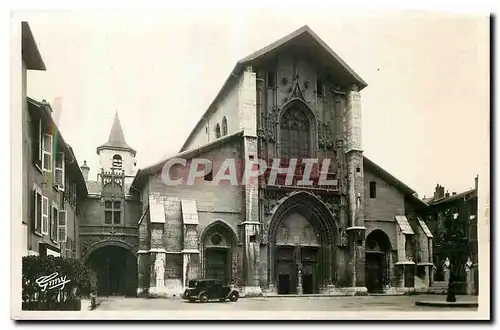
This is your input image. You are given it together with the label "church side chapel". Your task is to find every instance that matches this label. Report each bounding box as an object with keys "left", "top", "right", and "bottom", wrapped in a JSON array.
[{"left": 79, "top": 25, "right": 434, "bottom": 297}]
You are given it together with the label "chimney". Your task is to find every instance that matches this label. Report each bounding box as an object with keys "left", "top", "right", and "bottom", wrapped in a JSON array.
[
  {"left": 452, "top": 192, "right": 457, "bottom": 195},
  {"left": 80, "top": 160, "right": 90, "bottom": 181},
  {"left": 434, "top": 184, "right": 440, "bottom": 199},
  {"left": 439, "top": 186, "right": 445, "bottom": 198},
  {"left": 445, "top": 190, "right": 450, "bottom": 198},
  {"left": 475, "top": 175, "right": 479, "bottom": 191}
]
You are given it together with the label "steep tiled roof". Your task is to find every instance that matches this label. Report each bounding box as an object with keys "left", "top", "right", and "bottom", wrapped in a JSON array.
[{"left": 180, "top": 25, "right": 367, "bottom": 152}]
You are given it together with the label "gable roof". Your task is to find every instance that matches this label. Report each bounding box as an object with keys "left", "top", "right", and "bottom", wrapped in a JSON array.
[
  {"left": 97, "top": 112, "right": 136, "bottom": 156},
  {"left": 180, "top": 25, "right": 367, "bottom": 152},
  {"left": 132, "top": 130, "right": 244, "bottom": 190},
  {"left": 363, "top": 156, "right": 427, "bottom": 208}
]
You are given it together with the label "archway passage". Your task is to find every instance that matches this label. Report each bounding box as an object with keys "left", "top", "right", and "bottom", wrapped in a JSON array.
[
  {"left": 268, "top": 192, "right": 337, "bottom": 294},
  {"left": 365, "top": 230, "right": 392, "bottom": 293},
  {"left": 201, "top": 221, "right": 238, "bottom": 286},
  {"left": 86, "top": 245, "right": 137, "bottom": 297}
]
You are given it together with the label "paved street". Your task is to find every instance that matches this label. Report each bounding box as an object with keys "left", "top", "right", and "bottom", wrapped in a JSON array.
[{"left": 96, "top": 295, "right": 478, "bottom": 312}]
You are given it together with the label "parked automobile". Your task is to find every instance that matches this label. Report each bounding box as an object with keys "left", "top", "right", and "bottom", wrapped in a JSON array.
[{"left": 182, "top": 279, "right": 239, "bottom": 303}]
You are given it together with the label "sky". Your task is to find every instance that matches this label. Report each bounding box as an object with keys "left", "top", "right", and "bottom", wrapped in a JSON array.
[{"left": 18, "top": 9, "right": 490, "bottom": 198}]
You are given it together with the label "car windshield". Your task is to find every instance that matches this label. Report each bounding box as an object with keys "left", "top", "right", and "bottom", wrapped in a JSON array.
[{"left": 188, "top": 280, "right": 198, "bottom": 288}]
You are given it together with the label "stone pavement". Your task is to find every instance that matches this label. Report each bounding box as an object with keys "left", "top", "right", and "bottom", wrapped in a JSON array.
[{"left": 96, "top": 295, "right": 478, "bottom": 311}]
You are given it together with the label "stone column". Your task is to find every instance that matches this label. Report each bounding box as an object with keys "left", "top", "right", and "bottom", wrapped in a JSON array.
[
  {"left": 443, "top": 257, "right": 451, "bottom": 284},
  {"left": 344, "top": 84, "right": 366, "bottom": 294},
  {"left": 240, "top": 221, "right": 262, "bottom": 296},
  {"left": 465, "top": 257, "right": 474, "bottom": 295}
]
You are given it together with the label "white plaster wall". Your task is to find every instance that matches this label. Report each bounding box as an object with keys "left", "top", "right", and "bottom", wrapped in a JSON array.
[
  {"left": 183, "top": 81, "right": 240, "bottom": 151},
  {"left": 98, "top": 149, "right": 136, "bottom": 176}
]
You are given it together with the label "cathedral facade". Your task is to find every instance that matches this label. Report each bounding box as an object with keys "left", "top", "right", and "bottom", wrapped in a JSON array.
[{"left": 79, "top": 26, "right": 434, "bottom": 297}]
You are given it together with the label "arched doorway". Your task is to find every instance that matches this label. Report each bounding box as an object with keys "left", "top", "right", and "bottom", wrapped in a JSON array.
[
  {"left": 268, "top": 192, "right": 337, "bottom": 294},
  {"left": 85, "top": 244, "right": 138, "bottom": 297},
  {"left": 365, "top": 229, "right": 392, "bottom": 293},
  {"left": 201, "top": 221, "right": 238, "bottom": 286}
]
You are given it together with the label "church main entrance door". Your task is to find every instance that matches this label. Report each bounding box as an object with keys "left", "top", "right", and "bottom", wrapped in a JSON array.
[{"left": 275, "top": 245, "right": 319, "bottom": 294}]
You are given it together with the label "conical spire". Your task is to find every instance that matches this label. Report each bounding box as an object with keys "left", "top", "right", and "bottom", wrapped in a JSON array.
[{"left": 96, "top": 112, "right": 136, "bottom": 156}]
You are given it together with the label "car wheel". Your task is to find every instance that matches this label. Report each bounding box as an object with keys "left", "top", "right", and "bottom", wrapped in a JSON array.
[
  {"left": 199, "top": 293, "right": 209, "bottom": 303},
  {"left": 229, "top": 292, "right": 239, "bottom": 302}
]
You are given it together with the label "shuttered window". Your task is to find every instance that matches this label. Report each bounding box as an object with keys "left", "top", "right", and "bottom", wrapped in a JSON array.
[
  {"left": 42, "top": 134, "right": 53, "bottom": 172},
  {"left": 58, "top": 210, "right": 67, "bottom": 242},
  {"left": 54, "top": 152, "right": 65, "bottom": 190},
  {"left": 41, "top": 196, "right": 49, "bottom": 235}
]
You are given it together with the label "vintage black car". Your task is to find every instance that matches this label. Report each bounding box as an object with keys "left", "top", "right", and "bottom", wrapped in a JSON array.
[{"left": 182, "top": 279, "right": 239, "bottom": 303}]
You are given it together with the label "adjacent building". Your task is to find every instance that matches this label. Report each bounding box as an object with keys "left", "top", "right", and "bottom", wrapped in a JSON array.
[
  {"left": 423, "top": 177, "right": 479, "bottom": 294},
  {"left": 21, "top": 22, "right": 87, "bottom": 258}
]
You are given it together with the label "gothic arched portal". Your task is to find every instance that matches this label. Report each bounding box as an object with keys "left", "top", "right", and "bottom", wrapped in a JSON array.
[
  {"left": 267, "top": 192, "right": 337, "bottom": 294},
  {"left": 200, "top": 220, "right": 238, "bottom": 286}
]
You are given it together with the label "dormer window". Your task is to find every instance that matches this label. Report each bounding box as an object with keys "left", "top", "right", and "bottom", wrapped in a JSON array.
[{"left": 112, "top": 154, "right": 122, "bottom": 168}]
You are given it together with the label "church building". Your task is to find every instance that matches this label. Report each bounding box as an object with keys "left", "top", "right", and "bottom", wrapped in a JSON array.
[{"left": 79, "top": 25, "right": 435, "bottom": 297}]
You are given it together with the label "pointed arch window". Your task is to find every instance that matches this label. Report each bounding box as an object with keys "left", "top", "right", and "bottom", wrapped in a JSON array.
[
  {"left": 280, "top": 106, "right": 311, "bottom": 160},
  {"left": 215, "top": 123, "right": 221, "bottom": 139},
  {"left": 222, "top": 117, "right": 228, "bottom": 136}
]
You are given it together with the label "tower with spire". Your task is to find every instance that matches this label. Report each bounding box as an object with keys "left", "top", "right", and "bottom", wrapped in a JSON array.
[{"left": 97, "top": 112, "right": 137, "bottom": 177}]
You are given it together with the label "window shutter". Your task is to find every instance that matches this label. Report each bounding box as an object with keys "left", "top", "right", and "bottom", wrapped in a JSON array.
[
  {"left": 54, "top": 152, "right": 65, "bottom": 189},
  {"left": 32, "top": 189, "right": 37, "bottom": 231},
  {"left": 58, "top": 210, "right": 67, "bottom": 242},
  {"left": 38, "top": 118, "right": 42, "bottom": 162},
  {"left": 35, "top": 191, "right": 42, "bottom": 234},
  {"left": 42, "top": 134, "right": 53, "bottom": 172},
  {"left": 51, "top": 205, "right": 58, "bottom": 241},
  {"left": 41, "top": 196, "right": 49, "bottom": 235}
]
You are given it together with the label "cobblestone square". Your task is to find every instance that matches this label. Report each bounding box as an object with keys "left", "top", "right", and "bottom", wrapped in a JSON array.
[{"left": 96, "top": 295, "right": 478, "bottom": 312}]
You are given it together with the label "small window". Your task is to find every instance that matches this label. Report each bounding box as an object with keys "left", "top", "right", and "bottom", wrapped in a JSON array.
[
  {"left": 249, "top": 235, "right": 257, "bottom": 243},
  {"left": 316, "top": 79, "right": 324, "bottom": 97},
  {"left": 215, "top": 124, "right": 221, "bottom": 139},
  {"left": 222, "top": 117, "right": 228, "bottom": 136},
  {"left": 356, "top": 167, "right": 361, "bottom": 173},
  {"left": 357, "top": 240, "right": 363, "bottom": 247},
  {"left": 267, "top": 71, "right": 275, "bottom": 88},
  {"left": 112, "top": 154, "right": 123, "bottom": 168},
  {"left": 370, "top": 181, "right": 377, "bottom": 198}
]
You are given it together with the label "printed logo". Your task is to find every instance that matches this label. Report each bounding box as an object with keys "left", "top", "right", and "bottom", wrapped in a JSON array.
[{"left": 36, "top": 272, "right": 71, "bottom": 291}]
